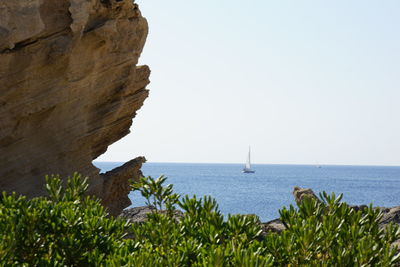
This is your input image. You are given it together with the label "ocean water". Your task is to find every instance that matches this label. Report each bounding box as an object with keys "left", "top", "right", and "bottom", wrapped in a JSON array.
[{"left": 94, "top": 162, "right": 400, "bottom": 222}]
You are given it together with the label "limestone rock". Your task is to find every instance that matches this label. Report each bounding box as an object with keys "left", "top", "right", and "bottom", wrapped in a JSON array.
[
  {"left": 101, "top": 156, "right": 146, "bottom": 216},
  {"left": 0, "top": 0, "right": 150, "bottom": 215},
  {"left": 292, "top": 186, "right": 320, "bottom": 203}
]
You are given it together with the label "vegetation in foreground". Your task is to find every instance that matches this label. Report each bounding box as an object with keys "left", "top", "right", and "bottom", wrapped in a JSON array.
[{"left": 0, "top": 173, "right": 399, "bottom": 266}]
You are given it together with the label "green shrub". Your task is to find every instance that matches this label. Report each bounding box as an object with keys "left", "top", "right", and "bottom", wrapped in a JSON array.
[
  {"left": 131, "top": 176, "right": 271, "bottom": 266},
  {"left": 0, "top": 173, "right": 133, "bottom": 266},
  {"left": 131, "top": 176, "right": 400, "bottom": 266},
  {"left": 264, "top": 192, "right": 400, "bottom": 266},
  {"left": 0, "top": 174, "right": 398, "bottom": 266}
]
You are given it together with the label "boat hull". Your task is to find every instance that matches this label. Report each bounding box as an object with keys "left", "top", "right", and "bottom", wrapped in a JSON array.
[{"left": 242, "top": 170, "right": 255, "bottom": 173}]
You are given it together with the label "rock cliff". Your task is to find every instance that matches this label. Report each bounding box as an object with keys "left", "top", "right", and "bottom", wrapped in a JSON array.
[{"left": 0, "top": 0, "right": 150, "bottom": 216}]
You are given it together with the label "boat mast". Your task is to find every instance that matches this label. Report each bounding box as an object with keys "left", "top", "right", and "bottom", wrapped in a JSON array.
[{"left": 247, "top": 146, "right": 251, "bottom": 169}]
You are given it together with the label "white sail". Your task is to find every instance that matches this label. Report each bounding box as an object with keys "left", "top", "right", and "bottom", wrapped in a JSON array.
[
  {"left": 245, "top": 148, "right": 251, "bottom": 169},
  {"left": 243, "top": 147, "right": 255, "bottom": 173}
]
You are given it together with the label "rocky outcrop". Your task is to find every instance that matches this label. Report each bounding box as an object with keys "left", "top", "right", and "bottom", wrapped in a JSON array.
[
  {"left": 261, "top": 219, "right": 285, "bottom": 234},
  {"left": 101, "top": 157, "right": 146, "bottom": 216},
  {"left": 120, "top": 206, "right": 157, "bottom": 223},
  {"left": 292, "top": 186, "right": 320, "bottom": 203},
  {"left": 0, "top": 0, "right": 150, "bottom": 215}
]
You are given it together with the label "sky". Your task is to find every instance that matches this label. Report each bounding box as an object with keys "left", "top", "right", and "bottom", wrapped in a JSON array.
[{"left": 97, "top": 0, "right": 400, "bottom": 166}]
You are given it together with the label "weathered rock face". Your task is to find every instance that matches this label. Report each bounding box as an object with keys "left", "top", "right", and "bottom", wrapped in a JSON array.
[
  {"left": 0, "top": 0, "right": 150, "bottom": 215},
  {"left": 101, "top": 157, "right": 146, "bottom": 216},
  {"left": 292, "top": 186, "right": 320, "bottom": 203}
]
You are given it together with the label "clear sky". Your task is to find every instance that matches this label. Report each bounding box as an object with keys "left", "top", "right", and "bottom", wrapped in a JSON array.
[{"left": 97, "top": 0, "right": 400, "bottom": 166}]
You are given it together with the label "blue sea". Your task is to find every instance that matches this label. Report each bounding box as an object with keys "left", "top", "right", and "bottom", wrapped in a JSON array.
[{"left": 94, "top": 162, "right": 400, "bottom": 222}]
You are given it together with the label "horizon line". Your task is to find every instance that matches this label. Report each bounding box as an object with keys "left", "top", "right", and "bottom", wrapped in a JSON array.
[{"left": 94, "top": 160, "right": 400, "bottom": 168}]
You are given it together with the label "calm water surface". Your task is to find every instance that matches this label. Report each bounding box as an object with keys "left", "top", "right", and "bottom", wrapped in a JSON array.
[{"left": 94, "top": 162, "right": 400, "bottom": 221}]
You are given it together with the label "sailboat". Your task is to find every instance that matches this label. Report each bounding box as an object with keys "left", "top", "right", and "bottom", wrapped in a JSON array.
[
  {"left": 242, "top": 147, "right": 255, "bottom": 173},
  {"left": 316, "top": 161, "right": 322, "bottom": 168}
]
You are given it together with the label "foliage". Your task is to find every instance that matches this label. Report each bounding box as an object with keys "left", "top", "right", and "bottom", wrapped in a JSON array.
[
  {"left": 0, "top": 174, "right": 399, "bottom": 266},
  {"left": 131, "top": 175, "right": 180, "bottom": 215},
  {"left": 130, "top": 176, "right": 271, "bottom": 266},
  {"left": 0, "top": 173, "right": 131, "bottom": 266},
  {"left": 131, "top": 176, "right": 400, "bottom": 266},
  {"left": 265, "top": 192, "right": 400, "bottom": 266}
]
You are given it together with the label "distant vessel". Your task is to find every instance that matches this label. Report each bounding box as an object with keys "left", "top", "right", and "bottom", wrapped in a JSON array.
[{"left": 242, "top": 147, "right": 255, "bottom": 173}]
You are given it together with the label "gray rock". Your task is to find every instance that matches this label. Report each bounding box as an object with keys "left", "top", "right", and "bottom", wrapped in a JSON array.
[
  {"left": 349, "top": 205, "right": 368, "bottom": 212},
  {"left": 119, "top": 206, "right": 156, "bottom": 223},
  {"left": 379, "top": 206, "right": 400, "bottom": 226},
  {"left": 119, "top": 206, "right": 184, "bottom": 223},
  {"left": 261, "top": 219, "right": 285, "bottom": 234}
]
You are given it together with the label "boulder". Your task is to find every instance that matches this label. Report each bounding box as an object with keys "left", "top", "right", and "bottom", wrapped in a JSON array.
[
  {"left": 261, "top": 219, "right": 285, "bottom": 234},
  {"left": 379, "top": 206, "right": 400, "bottom": 227},
  {"left": 292, "top": 186, "right": 320, "bottom": 203}
]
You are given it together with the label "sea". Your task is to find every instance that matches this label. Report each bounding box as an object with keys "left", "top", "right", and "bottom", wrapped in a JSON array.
[{"left": 94, "top": 162, "right": 400, "bottom": 222}]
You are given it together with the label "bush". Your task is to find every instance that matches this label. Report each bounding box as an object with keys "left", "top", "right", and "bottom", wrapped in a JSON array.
[
  {"left": 130, "top": 176, "right": 400, "bottom": 266},
  {"left": 0, "top": 173, "right": 131, "bottom": 266},
  {"left": 0, "top": 174, "right": 398, "bottom": 266},
  {"left": 265, "top": 193, "right": 400, "bottom": 266},
  {"left": 130, "top": 176, "right": 271, "bottom": 266}
]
